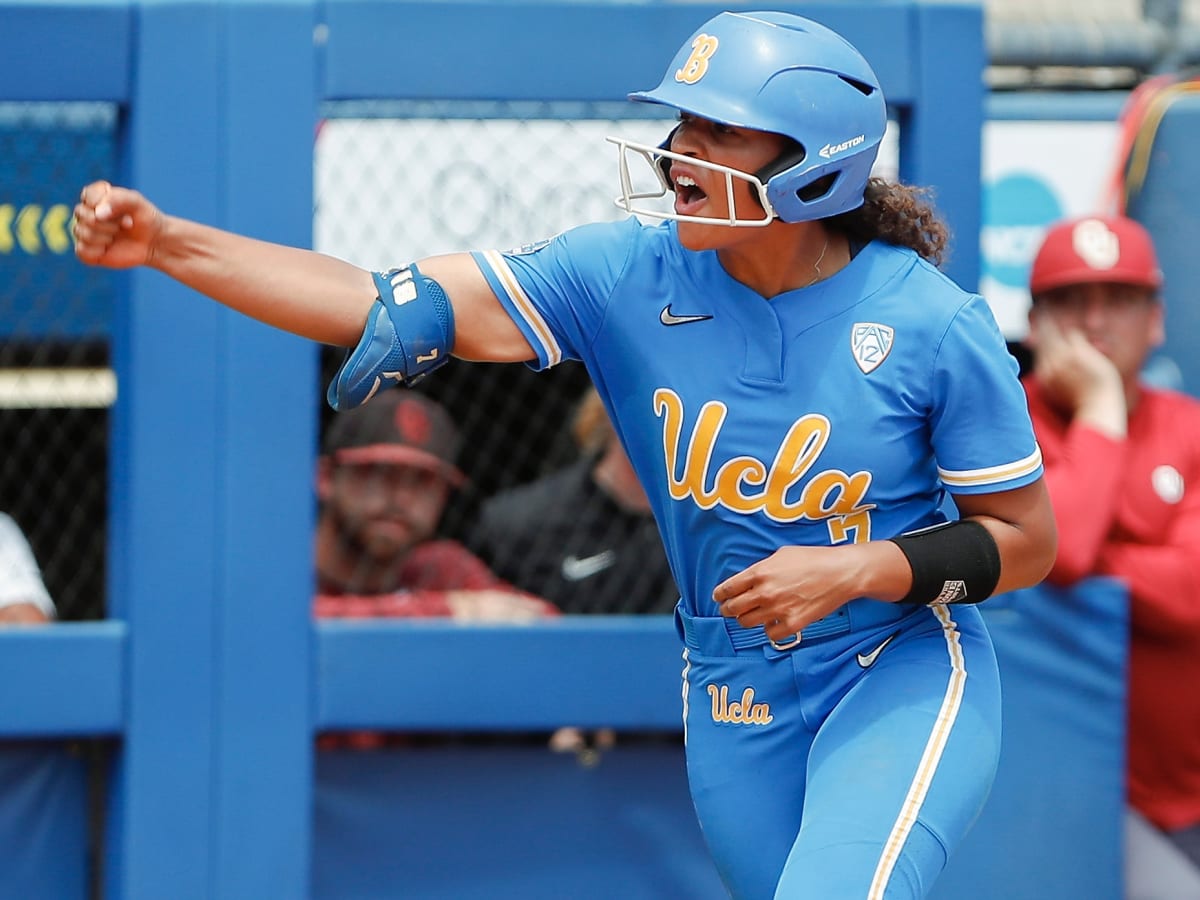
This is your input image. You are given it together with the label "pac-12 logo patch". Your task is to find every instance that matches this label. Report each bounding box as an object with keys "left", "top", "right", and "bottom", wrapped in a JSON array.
[{"left": 851, "top": 322, "right": 894, "bottom": 374}]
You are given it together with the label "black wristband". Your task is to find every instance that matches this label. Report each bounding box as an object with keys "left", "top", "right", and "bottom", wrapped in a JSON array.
[{"left": 889, "top": 520, "right": 1001, "bottom": 605}]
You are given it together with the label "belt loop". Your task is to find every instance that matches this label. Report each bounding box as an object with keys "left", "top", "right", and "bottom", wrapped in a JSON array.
[{"left": 680, "top": 610, "right": 738, "bottom": 655}]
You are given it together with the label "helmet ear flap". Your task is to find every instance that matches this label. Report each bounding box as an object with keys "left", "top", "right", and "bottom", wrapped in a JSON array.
[
  {"left": 746, "top": 139, "right": 807, "bottom": 218},
  {"left": 753, "top": 138, "right": 806, "bottom": 186},
  {"left": 756, "top": 140, "right": 843, "bottom": 218}
]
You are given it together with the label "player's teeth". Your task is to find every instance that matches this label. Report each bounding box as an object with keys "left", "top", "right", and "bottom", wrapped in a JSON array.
[{"left": 677, "top": 176, "right": 696, "bottom": 187}]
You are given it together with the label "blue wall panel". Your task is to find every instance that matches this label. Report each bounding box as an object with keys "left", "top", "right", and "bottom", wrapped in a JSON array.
[
  {"left": 311, "top": 744, "right": 725, "bottom": 900},
  {"left": 1126, "top": 94, "right": 1200, "bottom": 396},
  {"left": 0, "top": 624, "right": 124, "bottom": 736},
  {"left": 933, "top": 580, "right": 1129, "bottom": 900},
  {"left": 106, "top": 4, "right": 225, "bottom": 894},
  {"left": 0, "top": 743, "right": 90, "bottom": 900},
  {"left": 213, "top": 4, "right": 318, "bottom": 898},
  {"left": 0, "top": 3, "right": 132, "bottom": 101},
  {"left": 320, "top": 2, "right": 916, "bottom": 104},
  {"left": 316, "top": 617, "right": 686, "bottom": 730},
  {"left": 906, "top": 1, "right": 984, "bottom": 288}
]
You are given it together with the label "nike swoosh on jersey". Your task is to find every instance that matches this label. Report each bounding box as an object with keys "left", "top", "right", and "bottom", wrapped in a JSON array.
[
  {"left": 561, "top": 550, "right": 617, "bottom": 581},
  {"left": 856, "top": 630, "right": 900, "bottom": 668},
  {"left": 659, "top": 305, "right": 713, "bottom": 326}
]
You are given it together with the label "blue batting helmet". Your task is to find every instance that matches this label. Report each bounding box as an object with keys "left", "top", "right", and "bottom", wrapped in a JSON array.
[{"left": 628, "top": 10, "right": 887, "bottom": 223}]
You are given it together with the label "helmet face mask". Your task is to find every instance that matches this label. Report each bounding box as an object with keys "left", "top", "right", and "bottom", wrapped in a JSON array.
[
  {"left": 607, "top": 135, "right": 776, "bottom": 227},
  {"left": 613, "top": 10, "right": 887, "bottom": 226}
]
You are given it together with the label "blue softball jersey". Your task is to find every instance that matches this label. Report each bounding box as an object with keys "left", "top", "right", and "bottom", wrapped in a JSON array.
[{"left": 472, "top": 217, "right": 1042, "bottom": 622}]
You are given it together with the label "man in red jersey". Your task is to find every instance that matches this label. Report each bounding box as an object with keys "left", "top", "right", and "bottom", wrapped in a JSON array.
[
  {"left": 315, "top": 389, "right": 557, "bottom": 623},
  {"left": 1023, "top": 214, "right": 1200, "bottom": 899}
]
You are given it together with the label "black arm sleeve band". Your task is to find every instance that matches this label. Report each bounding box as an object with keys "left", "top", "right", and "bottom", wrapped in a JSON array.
[{"left": 888, "top": 520, "right": 1001, "bottom": 605}]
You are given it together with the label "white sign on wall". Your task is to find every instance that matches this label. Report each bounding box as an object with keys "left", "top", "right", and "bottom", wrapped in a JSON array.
[{"left": 980, "top": 120, "right": 1119, "bottom": 338}]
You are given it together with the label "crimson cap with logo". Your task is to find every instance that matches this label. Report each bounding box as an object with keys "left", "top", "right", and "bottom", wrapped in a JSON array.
[
  {"left": 322, "top": 391, "right": 466, "bottom": 487},
  {"left": 1029, "top": 215, "right": 1163, "bottom": 296}
]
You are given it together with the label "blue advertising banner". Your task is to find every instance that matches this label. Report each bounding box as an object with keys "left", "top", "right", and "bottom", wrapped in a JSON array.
[{"left": 0, "top": 104, "right": 117, "bottom": 340}]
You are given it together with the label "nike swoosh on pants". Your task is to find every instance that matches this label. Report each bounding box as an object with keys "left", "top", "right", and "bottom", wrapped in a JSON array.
[{"left": 856, "top": 631, "right": 900, "bottom": 668}]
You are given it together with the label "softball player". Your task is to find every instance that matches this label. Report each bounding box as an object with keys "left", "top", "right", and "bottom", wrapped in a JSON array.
[{"left": 73, "top": 10, "right": 1057, "bottom": 898}]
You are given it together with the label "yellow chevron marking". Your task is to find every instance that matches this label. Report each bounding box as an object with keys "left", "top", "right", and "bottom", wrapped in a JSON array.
[
  {"left": 16, "top": 204, "right": 43, "bottom": 254},
  {"left": 0, "top": 205, "right": 13, "bottom": 254},
  {"left": 42, "top": 204, "right": 72, "bottom": 254}
]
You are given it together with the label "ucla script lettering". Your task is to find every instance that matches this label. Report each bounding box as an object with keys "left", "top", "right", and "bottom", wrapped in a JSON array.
[
  {"left": 654, "top": 389, "right": 875, "bottom": 535},
  {"left": 707, "top": 684, "right": 774, "bottom": 725}
]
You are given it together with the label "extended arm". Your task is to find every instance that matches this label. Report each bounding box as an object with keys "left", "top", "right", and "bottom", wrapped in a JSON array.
[{"left": 72, "top": 181, "right": 533, "bottom": 362}]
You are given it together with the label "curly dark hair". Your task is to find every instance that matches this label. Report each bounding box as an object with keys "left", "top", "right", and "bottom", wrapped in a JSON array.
[{"left": 826, "top": 177, "right": 949, "bottom": 267}]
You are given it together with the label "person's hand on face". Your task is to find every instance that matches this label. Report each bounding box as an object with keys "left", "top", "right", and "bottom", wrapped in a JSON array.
[{"left": 1029, "top": 308, "right": 1127, "bottom": 437}]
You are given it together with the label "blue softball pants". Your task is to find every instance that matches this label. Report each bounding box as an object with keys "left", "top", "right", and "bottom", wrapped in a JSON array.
[{"left": 677, "top": 600, "right": 1002, "bottom": 900}]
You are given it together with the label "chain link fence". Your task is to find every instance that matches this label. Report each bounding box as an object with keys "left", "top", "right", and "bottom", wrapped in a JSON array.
[{"left": 314, "top": 104, "right": 673, "bottom": 541}]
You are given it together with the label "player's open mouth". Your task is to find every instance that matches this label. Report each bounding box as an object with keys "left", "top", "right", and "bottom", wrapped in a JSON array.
[{"left": 672, "top": 173, "right": 708, "bottom": 215}]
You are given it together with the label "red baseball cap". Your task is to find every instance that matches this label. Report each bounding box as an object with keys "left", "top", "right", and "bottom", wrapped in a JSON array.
[
  {"left": 322, "top": 391, "right": 465, "bottom": 487},
  {"left": 1029, "top": 215, "right": 1163, "bottom": 296}
]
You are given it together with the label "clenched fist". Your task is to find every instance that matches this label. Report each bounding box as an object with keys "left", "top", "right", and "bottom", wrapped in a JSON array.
[{"left": 73, "top": 180, "right": 165, "bottom": 269}]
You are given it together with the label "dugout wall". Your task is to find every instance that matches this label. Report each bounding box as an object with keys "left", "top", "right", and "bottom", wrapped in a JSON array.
[{"left": 0, "top": 3, "right": 1128, "bottom": 899}]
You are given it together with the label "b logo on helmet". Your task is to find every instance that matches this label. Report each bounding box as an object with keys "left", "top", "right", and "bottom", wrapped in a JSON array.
[{"left": 675, "top": 34, "right": 719, "bottom": 84}]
